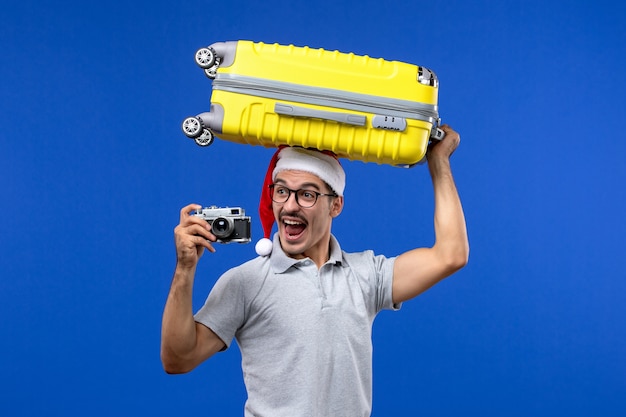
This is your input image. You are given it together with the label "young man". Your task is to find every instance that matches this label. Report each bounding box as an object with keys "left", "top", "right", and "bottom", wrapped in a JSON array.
[{"left": 161, "top": 125, "right": 469, "bottom": 416}]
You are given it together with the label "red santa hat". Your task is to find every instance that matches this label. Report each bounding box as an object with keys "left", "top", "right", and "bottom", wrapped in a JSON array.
[{"left": 255, "top": 146, "right": 345, "bottom": 256}]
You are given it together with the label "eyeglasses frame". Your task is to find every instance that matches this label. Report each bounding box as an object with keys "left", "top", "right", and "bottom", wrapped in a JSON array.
[{"left": 268, "top": 184, "right": 338, "bottom": 208}]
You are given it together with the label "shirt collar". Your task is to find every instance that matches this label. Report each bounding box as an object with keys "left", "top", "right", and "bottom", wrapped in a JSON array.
[{"left": 269, "top": 233, "right": 343, "bottom": 273}]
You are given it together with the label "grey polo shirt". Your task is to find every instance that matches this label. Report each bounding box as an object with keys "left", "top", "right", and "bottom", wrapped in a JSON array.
[{"left": 194, "top": 234, "right": 399, "bottom": 417}]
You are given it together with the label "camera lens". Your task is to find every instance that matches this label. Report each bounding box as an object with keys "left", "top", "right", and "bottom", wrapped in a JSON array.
[{"left": 211, "top": 217, "right": 234, "bottom": 238}]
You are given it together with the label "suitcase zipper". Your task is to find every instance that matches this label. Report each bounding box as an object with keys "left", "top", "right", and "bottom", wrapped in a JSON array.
[{"left": 212, "top": 74, "right": 439, "bottom": 125}]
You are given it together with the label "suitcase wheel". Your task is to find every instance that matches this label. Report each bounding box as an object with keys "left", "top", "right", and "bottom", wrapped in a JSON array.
[
  {"left": 194, "top": 129, "right": 214, "bottom": 147},
  {"left": 182, "top": 116, "right": 205, "bottom": 138},
  {"left": 204, "top": 66, "right": 218, "bottom": 79},
  {"left": 195, "top": 47, "right": 217, "bottom": 69}
]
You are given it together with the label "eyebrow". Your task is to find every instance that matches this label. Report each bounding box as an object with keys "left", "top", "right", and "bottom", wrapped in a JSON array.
[{"left": 273, "top": 178, "right": 322, "bottom": 191}]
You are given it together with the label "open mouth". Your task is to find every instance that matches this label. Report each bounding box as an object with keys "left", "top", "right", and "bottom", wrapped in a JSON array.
[{"left": 283, "top": 218, "right": 307, "bottom": 240}]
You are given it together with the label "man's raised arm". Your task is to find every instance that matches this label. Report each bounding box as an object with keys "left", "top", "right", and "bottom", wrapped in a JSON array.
[{"left": 392, "top": 125, "right": 469, "bottom": 304}]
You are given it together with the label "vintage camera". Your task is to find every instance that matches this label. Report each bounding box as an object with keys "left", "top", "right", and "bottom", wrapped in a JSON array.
[{"left": 193, "top": 206, "right": 251, "bottom": 243}]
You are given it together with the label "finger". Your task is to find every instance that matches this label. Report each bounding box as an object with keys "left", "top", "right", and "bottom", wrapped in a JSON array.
[
  {"left": 191, "top": 234, "right": 216, "bottom": 253},
  {"left": 182, "top": 215, "right": 212, "bottom": 231},
  {"left": 440, "top": 124, "right": 457, "bottom": 137},
  {"left": 193, "top": 225, "right": 218, "bottom": 242},
  {"left": 180, "top": 203, "right": 202, "bottom": 223},
  {"left": 178, "top": 223, "right": 217, "bottom": 242},
  {"left": 175, "top": 232, "right": 216, "bottom": 260},
  {"left": 176, "top": 237, "right": 213, "bottom": 264},
  {"left": 203, "top": 240, "right": 216, "bottom": 253}
]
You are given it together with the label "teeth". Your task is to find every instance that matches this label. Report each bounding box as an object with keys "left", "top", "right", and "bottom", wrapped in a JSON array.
[{"left": 284, "top": 219, "right": 303, "bottom": 225}]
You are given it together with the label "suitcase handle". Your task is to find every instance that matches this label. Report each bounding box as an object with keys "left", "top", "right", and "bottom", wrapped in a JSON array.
[
  {"left": 275, "top": 103, "right": 366, "bottom": 126},
  {"left": 431, "top": 127, "right": 445, "bottom": 141}
]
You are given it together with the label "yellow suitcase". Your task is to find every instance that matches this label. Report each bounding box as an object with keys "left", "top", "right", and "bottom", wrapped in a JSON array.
[{"left": 181, "top": 40, "right": 443, "bottom": 167}]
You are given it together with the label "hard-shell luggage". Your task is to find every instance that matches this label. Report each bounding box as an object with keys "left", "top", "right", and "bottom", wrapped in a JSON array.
[{"left": 181, "top": 40, "right": 444, "bottom": 167}]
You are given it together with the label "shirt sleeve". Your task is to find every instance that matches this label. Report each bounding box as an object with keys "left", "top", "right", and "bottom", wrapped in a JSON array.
[
  {"left": 371, "top": 252, "right": 401, "bottom": 312},
  {"left": 193, "top": 268, "right": 247, "bottom": 349},
  {"left": 343, "top": 250, "right": 401, "bottom": 313}
]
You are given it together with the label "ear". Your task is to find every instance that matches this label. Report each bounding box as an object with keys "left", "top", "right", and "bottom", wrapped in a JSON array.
[{"left": 330, "top": 196, "right": 344, "bottom": 218}]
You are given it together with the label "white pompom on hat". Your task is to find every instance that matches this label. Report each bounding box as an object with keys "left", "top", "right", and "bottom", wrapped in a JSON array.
[{"left": 256, "top": 146, "right": 345, "bottom": 256}]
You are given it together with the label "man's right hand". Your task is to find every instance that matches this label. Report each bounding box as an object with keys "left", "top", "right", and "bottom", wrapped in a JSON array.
[{"left": 174, "top": 204, "right": 217, "bottom": 269}]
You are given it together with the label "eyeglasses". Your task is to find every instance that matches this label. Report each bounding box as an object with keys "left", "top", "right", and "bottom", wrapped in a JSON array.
[{"left": 269, "top": 184, "right": 337, "bottom": 208}]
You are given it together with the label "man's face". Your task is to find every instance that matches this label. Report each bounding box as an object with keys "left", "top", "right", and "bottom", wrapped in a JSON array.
[{"left": 272, "top": 170, "right": 343, "bottom": 261}]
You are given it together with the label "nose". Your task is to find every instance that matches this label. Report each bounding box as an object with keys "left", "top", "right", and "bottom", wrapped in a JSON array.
[{"left": 282, "top": 190, "right": 301, "bottom": 211}]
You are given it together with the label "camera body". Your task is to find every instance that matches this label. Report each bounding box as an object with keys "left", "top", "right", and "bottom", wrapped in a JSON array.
[{"left": 193, "top": 206, "right": 251, "bottom": 243}]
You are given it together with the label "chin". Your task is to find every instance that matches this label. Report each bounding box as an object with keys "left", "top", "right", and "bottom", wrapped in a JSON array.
[{"left": 278, "top": 235, "right": 307, "bottom": 257}]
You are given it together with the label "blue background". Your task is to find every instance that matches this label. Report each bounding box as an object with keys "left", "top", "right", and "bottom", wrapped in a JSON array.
[{"left": 2, "top": 0, "right": 625, "bottom": 415}]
